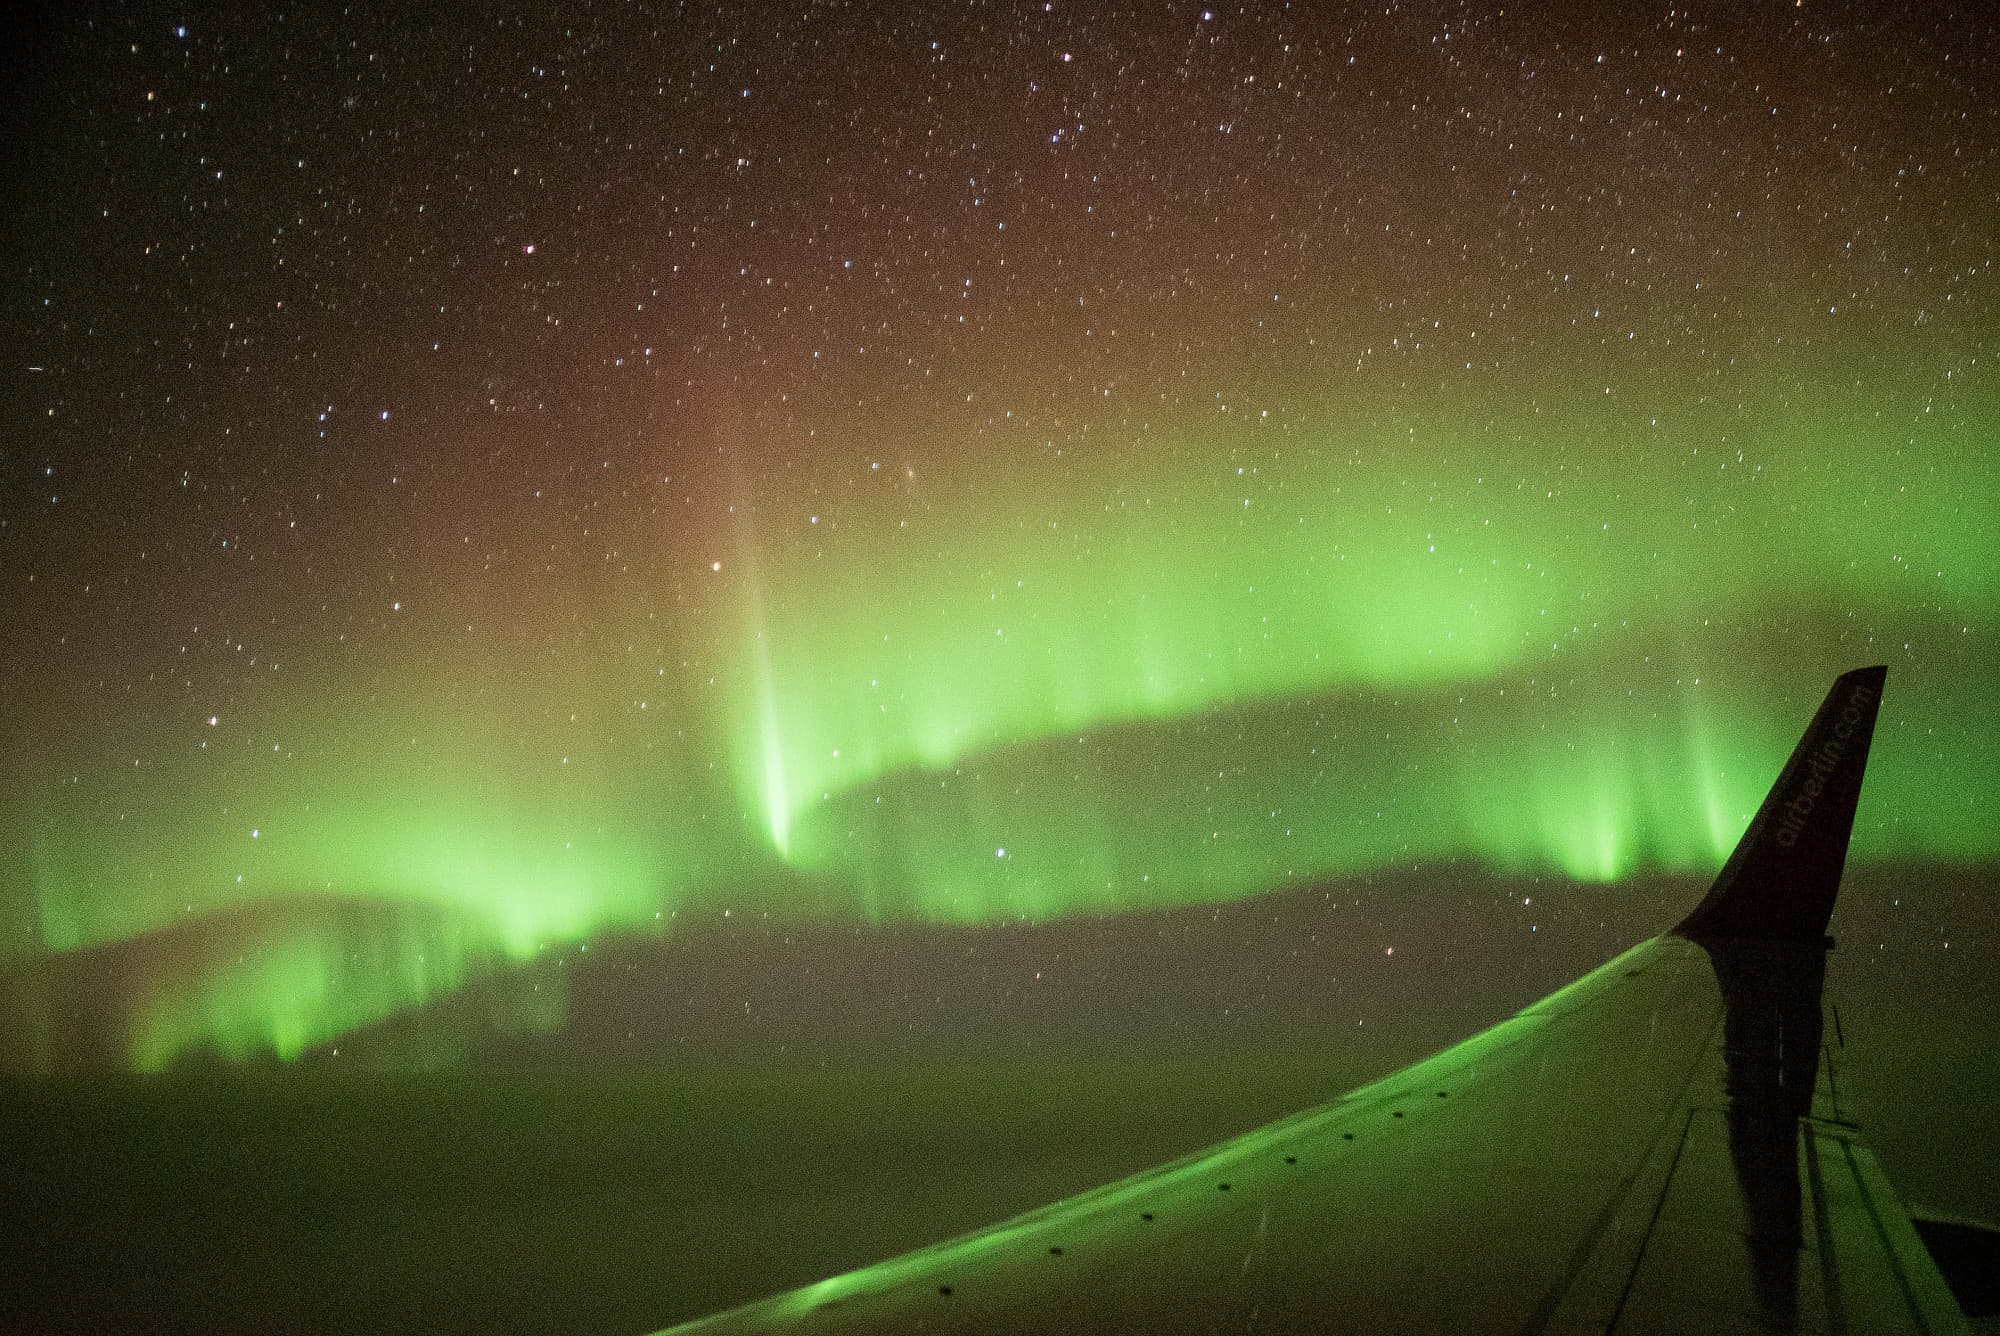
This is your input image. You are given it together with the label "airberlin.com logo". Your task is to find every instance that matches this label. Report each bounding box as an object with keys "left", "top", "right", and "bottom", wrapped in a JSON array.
[{"left": 1774, "top": 683, "right": 1876, "bottom": 849}]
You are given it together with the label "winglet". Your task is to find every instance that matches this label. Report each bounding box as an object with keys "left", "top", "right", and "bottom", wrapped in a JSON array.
[{"left": 1675, "top": 665, "right": 1887, "bottom": 942}]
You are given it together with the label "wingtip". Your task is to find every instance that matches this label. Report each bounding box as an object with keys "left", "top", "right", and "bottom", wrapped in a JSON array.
[{"left": 1675, "top": 665, "right": 1887, "bottom": 943}]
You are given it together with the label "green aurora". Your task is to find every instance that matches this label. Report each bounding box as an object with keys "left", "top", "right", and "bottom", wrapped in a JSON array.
[
  {"left": 6, "top": 357, "right": 1994, "bottom": 1072},
  {"left": 7, "top": 0, "right": 1998, "bottom": 1075}
]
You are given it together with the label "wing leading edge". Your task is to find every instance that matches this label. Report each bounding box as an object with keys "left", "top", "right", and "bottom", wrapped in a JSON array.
[{"left": 655, "top": 665, "right": 1971, "bottom": 1335}]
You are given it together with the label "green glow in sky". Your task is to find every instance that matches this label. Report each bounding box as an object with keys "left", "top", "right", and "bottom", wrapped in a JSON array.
[
  {"left": 123, "top": 904, "right": 489, "bottom": 1072},
  {"left": 6, "top": 357, "right": 1995, "bottom": 1071},
  {"left": 9, "top": 0, "right": 1998, "bottom": 1077},
  {"left": 727, "top": 376, "right": 1995, "bottom": 906}
]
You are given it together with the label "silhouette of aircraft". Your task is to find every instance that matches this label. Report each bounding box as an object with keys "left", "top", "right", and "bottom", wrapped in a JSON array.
[{"left": 657, "top": 665, "right": 1983, "bottom": 1334}]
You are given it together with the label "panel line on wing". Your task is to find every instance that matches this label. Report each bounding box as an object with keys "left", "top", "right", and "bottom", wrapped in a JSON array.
[
  {"left": 1601, "top": 1106, "right": 1702, "bottom": 1335},
  {"left": 1834, "top": 1136, "right": 1964, "bottom": 1336},
  {"left": 1804, "top": 1130, "right": 1851, "bottom": 1336},
  {"left": 1517, "top": 984, "right": 1727, "bottom": 1336}
]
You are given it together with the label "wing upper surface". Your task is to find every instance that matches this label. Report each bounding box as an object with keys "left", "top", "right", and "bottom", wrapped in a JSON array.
[
  {"left": 658, "top": 936, "right": 1716, "bottom": 1333},
  {"left": 653, "top": 666, "right": 1966, "bottom": 1334}
]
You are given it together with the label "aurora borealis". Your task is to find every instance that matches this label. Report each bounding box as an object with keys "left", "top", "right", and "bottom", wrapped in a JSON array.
[{"left": 5, "top": 0, "right": 1996, "bottom": 1074}]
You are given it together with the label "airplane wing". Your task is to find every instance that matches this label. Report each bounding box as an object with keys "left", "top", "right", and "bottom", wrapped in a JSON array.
[{"left": 656, "top": 664, "right": 1975, "bottom": 1335}]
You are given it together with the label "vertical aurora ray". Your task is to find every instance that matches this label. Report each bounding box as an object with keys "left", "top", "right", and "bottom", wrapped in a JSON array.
[
  {"left": 754, "top": 692, "right": 792, "bottom": 859},
  {"left": 1682, "top": 679, "right": 1754, "bottom": 863},
  {"left": 742, "top": 561, "right": 795, "bottom": 860},
  {"left": 122, "top": 906, "right": 481, "bottom": 1072},
  {"left": 711, "top": 397, "right": 802, "bottom": 861},
  {"left": 0, "top": 898, "right": 515, "bottom": 1073}
]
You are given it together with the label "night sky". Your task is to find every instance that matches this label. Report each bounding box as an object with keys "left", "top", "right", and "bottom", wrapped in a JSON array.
[{"left": 4, "top": 0, "right": 1996, "bottom": 1076}]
